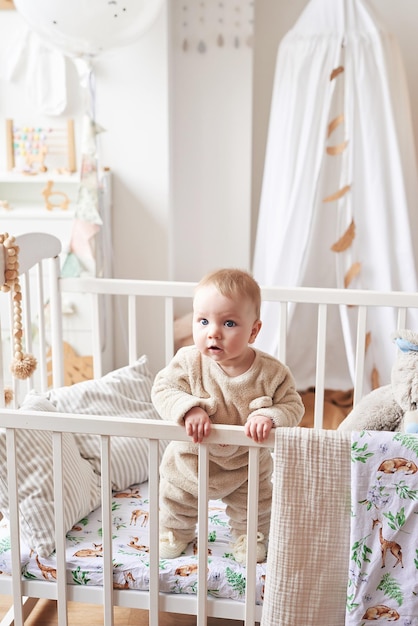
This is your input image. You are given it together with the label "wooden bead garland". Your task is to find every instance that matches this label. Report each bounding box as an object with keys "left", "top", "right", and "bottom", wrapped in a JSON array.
[{"left": 0, "top": 233, "right": 37, "bottom": 388}]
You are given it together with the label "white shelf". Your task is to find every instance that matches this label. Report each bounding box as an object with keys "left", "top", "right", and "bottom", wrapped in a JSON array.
[
  {"left": 0, "top": 171, "right": 80, "bottom": 184},
  {"left": 0, "top": 207, "right": 74, "bottom": 220}
]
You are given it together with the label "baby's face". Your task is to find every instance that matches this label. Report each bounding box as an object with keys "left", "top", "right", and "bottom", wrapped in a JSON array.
[{"left": 192, "top": 285, "right": 261, "bottom": 367}]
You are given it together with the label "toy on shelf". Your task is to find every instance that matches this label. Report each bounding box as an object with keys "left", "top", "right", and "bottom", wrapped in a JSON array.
[
  {"left": 6, "top": 119, "right": 76, "bottom": 175},
  {"left": 41, "top": 180, "right": 70, "bottom": 211}
]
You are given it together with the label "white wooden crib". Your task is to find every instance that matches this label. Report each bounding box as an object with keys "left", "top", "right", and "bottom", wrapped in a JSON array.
[{"left": 1, "top": 232, "right": 418, "bottom": 626}]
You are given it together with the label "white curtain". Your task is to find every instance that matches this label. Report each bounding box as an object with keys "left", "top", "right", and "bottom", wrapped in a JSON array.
[{"left": 253, "top": 0, "right": 418, "bottom": 391}]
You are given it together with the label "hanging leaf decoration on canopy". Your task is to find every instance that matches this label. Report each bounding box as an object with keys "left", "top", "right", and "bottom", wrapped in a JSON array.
[
  {"left": 330, "top": 66, "right": 344, "bottom": 80},
  {"left": 323, "top": 184, "right": 351, "bottom": 203},
  {"left": 331, "top": 219, "right": 356, "bottom": 252},
  {"left": 344, "top": 261, "right": 362, "bottom": 288},
  {"left": 327, "top": 114, "right": 345, "bottom": 137}
]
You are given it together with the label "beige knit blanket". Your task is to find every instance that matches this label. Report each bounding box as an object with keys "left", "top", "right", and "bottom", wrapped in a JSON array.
[{"left": 261, "top": 427, "right": 351, "bottom": 626}]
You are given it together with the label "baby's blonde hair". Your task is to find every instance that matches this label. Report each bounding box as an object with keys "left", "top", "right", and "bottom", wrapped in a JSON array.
[{"left": 196, "top": 268, "right": 261, "bottom": 319}]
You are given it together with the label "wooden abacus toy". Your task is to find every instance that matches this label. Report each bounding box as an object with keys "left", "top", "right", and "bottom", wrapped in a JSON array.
[{"left": 6, "top": 119, "right": 76, "bottom": 174}]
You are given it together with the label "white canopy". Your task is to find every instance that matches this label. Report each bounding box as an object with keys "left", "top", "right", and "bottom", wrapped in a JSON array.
[{"left": 253, "top": 0, "right": 418, "bottom": 391}]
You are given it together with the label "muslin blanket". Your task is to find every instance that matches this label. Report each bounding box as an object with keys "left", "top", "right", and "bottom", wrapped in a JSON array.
[
  {"left": 346, "top": 430, "right": 418, "bottom": 624},
  {"left": 261, "top": 427, "right": 351, "bottom": 626}
]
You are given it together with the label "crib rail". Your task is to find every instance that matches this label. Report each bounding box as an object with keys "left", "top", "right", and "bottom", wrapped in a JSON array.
[
  {"left": 3, "top": 234, "right": 418, "bottom": 625},
  {"left": 0, "top": 408, "right": 273, "bottom": 626},
  {"left": 60, "top": 276, "right": 418, "bottom": 427}
]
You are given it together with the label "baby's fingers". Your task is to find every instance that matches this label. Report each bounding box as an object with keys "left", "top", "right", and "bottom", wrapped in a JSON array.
[
  {"left": 186, "top": 419, "right": 211, "bottom": 443},
  {"left": 245, "top": 418, "right": 271, "bottom": 443}
]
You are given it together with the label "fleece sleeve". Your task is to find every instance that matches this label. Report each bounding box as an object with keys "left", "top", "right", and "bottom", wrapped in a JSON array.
[
  {"left": 248, "top": 366, "right": 304, "bottom": 427},
  {"left": 151, "top": 354, "right": 217, "bottom": 425}
]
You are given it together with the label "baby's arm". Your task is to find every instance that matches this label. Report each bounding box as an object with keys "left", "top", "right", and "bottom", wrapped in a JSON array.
[
  {"left": 151, "top": 348, "right": 217, "bottom": 427},
  {"left": 244, "top": 415, "right": 273, "bottom": 443},
  {"left": 184, "top": 406, "right": 211, "bottom": 443},
  {"left": 244, "top": 361, "right": 304, "bottom": 443}
]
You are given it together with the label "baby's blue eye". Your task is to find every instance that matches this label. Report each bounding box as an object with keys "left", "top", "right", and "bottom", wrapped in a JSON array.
[
  {"left": 224, "top": 320, "right": 236, "bottom": 327},
  {"left": 200, "top": 319, "right": 209, "bottom": 326}
]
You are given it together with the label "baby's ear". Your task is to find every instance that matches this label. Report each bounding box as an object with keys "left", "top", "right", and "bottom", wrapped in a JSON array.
[{"left": 249, "top": 320, "right": 262, "bottom": 344}]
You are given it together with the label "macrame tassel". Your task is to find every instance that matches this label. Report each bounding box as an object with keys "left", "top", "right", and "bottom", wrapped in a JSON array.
[
  {"left": 0, "top": 233, "right": 37, "bottom": 381},
  {"left": 11, "top": 353, "right": 37, "bottom": 380}
]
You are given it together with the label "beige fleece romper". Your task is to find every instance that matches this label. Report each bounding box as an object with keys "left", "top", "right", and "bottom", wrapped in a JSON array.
[{"left": 151, "top": 346, "right": 304, "bottom": 543}]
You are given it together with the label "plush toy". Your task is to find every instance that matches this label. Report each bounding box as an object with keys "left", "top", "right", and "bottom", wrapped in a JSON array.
[{"left": 338, "top": 329, "right": 418, "bottom": 433}]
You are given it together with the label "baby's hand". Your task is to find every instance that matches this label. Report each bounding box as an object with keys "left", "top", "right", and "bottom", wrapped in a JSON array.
[
  {"left": 244, "top": 414, "right": 273, "bottom": 443},
  {"left": 184, "top": 407, "right": 211, "bottom": 443}
]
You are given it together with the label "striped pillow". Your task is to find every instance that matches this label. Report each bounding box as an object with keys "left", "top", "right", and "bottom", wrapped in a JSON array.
[
  {"left": 46, "top": 355, "right": 167, "bottom": 491},
  {"left": 0, "top": 395, "right": 102, "bottom": 558}
]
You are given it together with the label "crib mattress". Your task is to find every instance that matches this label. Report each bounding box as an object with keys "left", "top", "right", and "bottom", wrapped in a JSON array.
[{"left": 0, "top": 481, "right": 266, "bottom": 603}]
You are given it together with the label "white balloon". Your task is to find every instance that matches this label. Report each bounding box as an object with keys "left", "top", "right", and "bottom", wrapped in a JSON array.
[{"left": 13, "top": 0, "right": 163, "bottom": 57}]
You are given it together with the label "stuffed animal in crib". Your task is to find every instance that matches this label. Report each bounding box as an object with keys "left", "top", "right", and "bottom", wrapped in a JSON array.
[{"left": 338, "top": 329, "right": 418, "bottom": 433}]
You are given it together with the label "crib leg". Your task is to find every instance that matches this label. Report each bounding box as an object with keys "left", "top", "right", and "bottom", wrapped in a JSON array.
[{"left": 0, "top": 596, "right": 39, "bottom": 626}]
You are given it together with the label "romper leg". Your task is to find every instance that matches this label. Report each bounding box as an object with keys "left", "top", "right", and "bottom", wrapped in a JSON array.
[
  {"left": 159, "top": 443, "right": 199, "bottom": 543},
  {"left": 223, "top": 450, "right": 273, "bottom": 539}
]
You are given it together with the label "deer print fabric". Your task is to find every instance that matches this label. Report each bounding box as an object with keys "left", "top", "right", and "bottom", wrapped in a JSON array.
[
  {"left": 0, "top": 481, "right": 267, "bottom": 603},
  {"left": 347, "top": 431, "right": 418, "bottom": 624}
]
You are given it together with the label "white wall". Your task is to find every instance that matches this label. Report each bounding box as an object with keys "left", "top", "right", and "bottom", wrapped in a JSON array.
[
  {"left": 169, "top": 1, "right": 254, "bottom": 284},
  {"left": 94, "top": 14, "right": 170, "bottom": 284}
]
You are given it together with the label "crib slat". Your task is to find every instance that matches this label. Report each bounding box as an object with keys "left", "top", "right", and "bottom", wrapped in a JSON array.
[
  {"left": 164, "top": 297, "right": 174, "bottom": 363},
  {"left": 48, "top": 254, "right": 64, "bottom": 388},
  {"left": 92, "top": 292, "right": 103, "bottom": 378},
  {"left": 197, "top": 445, "right": 209, "bottom": 626},
  {"left": 128, "top": 295, "right": 137, "bottom": 365},
  {"left": 53, "top": 431, "right": 68, "bottom": 626},
  {"left": 353, "top": 305, "right": 367, "bottom": 407},
  {"left": 21, "top": 271, "right": 31, "bottom": 345},
  {"left": 277, "top": 301, "right": 288, "bottom": 363},
  {"left": 35, "top": 263, "right": 48, "bottom": 392},
  {"left": 100, "top": 435, "right": 114, "bottom": 626},
  {"left": 6, "top": 429, "right": 24, "bottom": 626},
  {"left": 148, "top": 439, "right": 160, "bottom": 626},
  {"left": 245, "top": 447, "right": 260, "bottom": 626},
  {"left": 397, "top": 306, "right": 407, "bottom": 330},
  {"left": 314, "top": 304, "right": 327, "bottom": 428}
]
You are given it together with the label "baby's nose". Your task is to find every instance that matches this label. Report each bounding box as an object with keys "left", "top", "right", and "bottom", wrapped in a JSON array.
[{"left": 208, "top": 323, "right": 221, "bottom": 338}]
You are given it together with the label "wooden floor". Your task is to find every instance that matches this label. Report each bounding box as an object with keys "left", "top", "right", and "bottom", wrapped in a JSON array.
[{"left": 0, "top": 596, "right": 245, "bottom": 625}]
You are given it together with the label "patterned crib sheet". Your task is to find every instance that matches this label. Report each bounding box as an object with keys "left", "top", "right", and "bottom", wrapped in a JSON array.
[
  {"left": 346, "top": 431, "right": 418, "bottom": 624},
  {"left": 0, "top": 482, "right": 266, "bottom": 604}
]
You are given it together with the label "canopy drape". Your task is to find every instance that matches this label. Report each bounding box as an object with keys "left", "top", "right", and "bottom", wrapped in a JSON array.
[{"left": 253, "top": 0, "right": 418, "bottom": 392}]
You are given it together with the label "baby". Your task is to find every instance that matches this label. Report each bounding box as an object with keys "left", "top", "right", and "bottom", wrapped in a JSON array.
[{"left": 151, "top": 268, "right": 304, "bottom": 563}]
